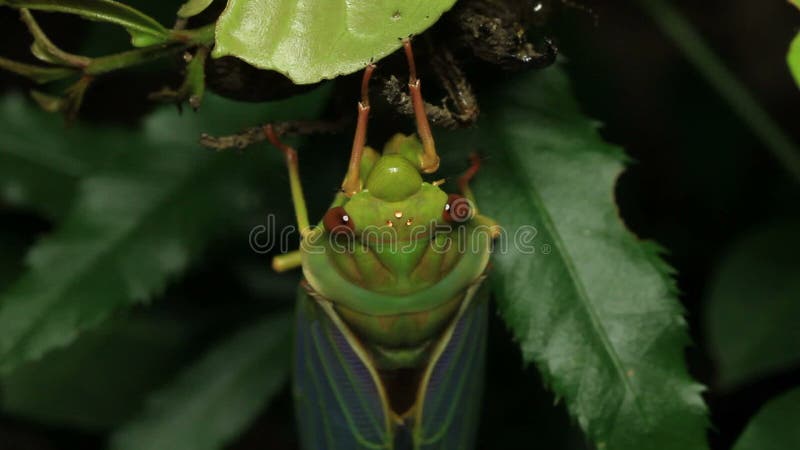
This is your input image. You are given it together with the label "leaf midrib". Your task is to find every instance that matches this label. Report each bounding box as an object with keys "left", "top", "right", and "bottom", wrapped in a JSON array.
[{"left": 494, "top": 113, "right": 648, "bottom": 425}]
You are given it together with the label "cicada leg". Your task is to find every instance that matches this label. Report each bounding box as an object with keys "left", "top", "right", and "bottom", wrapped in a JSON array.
[
  {"left": 379, "top": 41, "right": 478, "bottom": 130},
  {"left": 403, "top": 38, "right": 440, "bottom": 174},
  {"left": 272, "top": 250, "right": 302, "bottom": 273},
  {"left": 341, "top": 64, "right": 376, "bottom": 197},
  {"left": 457, "top": 153, "right": 481, "bottom": 211},
  {"left": 263, "top": 125, "right": 311, "bottom": 239},
  {"left": 458, "top": 153, "right": 501, "bottom": 237}
]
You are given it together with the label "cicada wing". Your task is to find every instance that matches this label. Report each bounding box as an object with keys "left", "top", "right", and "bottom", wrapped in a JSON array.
[
  {"left": 414, "top": 280, "right": 489, "bottom": 450},
  {"left": 294, "top": 286, "right": 394, "bottom": 450}
]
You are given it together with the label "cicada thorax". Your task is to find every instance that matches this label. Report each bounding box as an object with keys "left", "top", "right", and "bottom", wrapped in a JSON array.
[
  {"left": 300, "top": 131, "right": 490, "bottom": 349},
  {"left": 295, "top": 134, "right": 494, "bottom": 448}
]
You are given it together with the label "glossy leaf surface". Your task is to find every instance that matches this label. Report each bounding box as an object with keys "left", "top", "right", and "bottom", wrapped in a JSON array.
[
  {"left": 213, "top": 0, "right": 458, "bottom": 84},
  {"left": 454, "top": 67, "right": 710, "bottom": 450}
]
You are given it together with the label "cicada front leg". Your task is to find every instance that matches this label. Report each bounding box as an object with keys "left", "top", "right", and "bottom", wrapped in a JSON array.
[
  {"left": 261, "top": 125, "right": 311, "bottom": 273},
  {"left": 457, "top": 153, "right": 501, "bottom": 238},
  {"left": 403, "top": 38, "right": 440, "bottom": 174},
  {"left": 263, "top": 125, "right": 311, "bottom": 236},
  {"left": 341, "top": 63, "right": 376, "bottom": 197}
]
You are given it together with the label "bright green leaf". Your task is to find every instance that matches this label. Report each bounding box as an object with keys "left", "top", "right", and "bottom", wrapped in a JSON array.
[
  {"left": 110, "top": 313, "right": 292, "bottom": 450},
  {"left": 455, "top": 68, "right": 708, "bottom": 450},
  {"left": 0, "top": 88, "right": 330, "bottom": 375},
  {"left": 1, "top": 310, "right": 206, "bottom": 430},
  {"left": 790, "top": 0, "right": 800, "bottom": 88},
  {"left": 732, "top": 387, "right": 800, "bottom": 450},
  {"left": 177, "top": 0, "right": 214, "bottom": 18},
  {"left": 213, "top": 0, "right": 458, "bottom": 84},
  {"left": 789, "top": 33, "right": 800, "bottom": 89},
  {"left": 1, "top": 0, "right": 170, "bottom": 47},
  {"left": 706, "top": 221, "right": 800, "bottom": 390}
]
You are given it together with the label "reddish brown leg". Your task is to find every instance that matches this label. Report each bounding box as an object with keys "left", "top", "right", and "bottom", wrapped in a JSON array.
[
  {"left": 457, "top": 153, "right": 482, "bottom": 195},
  {"left": 403, "top": 38, "right": 440, "bottom": 173},
  {"left": 457, "top": 152, "right": 499, "bottom": 236},
  {"left": 341, "top": 64, "right": 376, "bottom": 197}
]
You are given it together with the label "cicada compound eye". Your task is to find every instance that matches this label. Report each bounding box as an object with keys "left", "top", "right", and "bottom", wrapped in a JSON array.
[
  {"left": 323, "top": 206, "right": 356, "bottom": 236},
  {"left": 443, "top": 194, "right": 474, "bottom": 223}
]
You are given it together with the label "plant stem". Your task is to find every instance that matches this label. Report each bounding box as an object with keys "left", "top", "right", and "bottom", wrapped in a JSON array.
[
  {"left": 170, "top": 23, "right": 216, "bottom": 45},
  {"left": 0, "top": 55, "right": 76, "bottom": 83},
  {"left": 0, "top": 22, "right": 215, "bottom": 82},
  {"left": 84, "top": 43, "right": 184, "bottom": 75},
  {"left": 636, "top": 0, "right": 800, "bottom": 183},
  {"left": 19, "top": 8, "right": 91, "bottom": 67},
  {"left": 87, "top": 23, "right": 215, "bottom": 75}
]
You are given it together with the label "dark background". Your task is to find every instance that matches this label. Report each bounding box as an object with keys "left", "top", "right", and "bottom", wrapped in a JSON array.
[{"left": 0, "top": 1, "right": 798, "bottom": 449}]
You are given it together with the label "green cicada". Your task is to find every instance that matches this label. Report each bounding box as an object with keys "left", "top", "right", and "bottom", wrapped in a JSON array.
[{"left": 267, "top": 40, "right": 498, "bottom": 450}]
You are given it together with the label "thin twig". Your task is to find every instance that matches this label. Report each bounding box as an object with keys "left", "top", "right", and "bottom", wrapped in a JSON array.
[
  {"left": 200, "top": 119, "right": 350, "bottom": 151},
  {"left": 19, "top": 9, "right": 91, "bottom": 67},
  {"left": 0, "top": 55, "right": 76, "bottom": 83},
  {"left": 0, "top": 22, "right": 215, "bottom": 84}
]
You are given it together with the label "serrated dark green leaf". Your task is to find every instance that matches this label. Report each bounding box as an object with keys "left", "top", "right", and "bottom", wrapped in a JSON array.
[
  {"left": 705, "top": 220, "right": 800, "bottom": 390},
  {"left": 731, "top": 387, "right": 800, "bottom": 450},
  {"left": 456, "top": 68, "right": 709, "bottom": 450},
  {"left": 1, "top": 0, "right": 170, "bottom": 46},
  {"left": 213, "top": 0, "right": 457, "bottom": 84},
  {"left": 0, "top": 94, "right": 117, "bottom": 219},
  {"left": 110, "top": 313, "right": 292, "bottom": 450},
  {"left": 1, "top": 309, "right": 205, "bottom": 430},
  {"left": 0, "top": 87, "right": 330, "bottom": 375}
]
